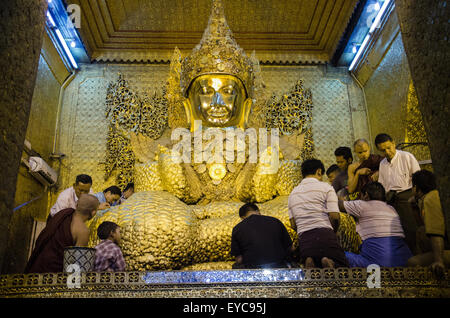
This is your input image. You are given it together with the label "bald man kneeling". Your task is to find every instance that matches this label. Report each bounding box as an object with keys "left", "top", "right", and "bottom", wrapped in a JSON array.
[{"left": 25, "top": 194, "right": 100, "bottom": 273}]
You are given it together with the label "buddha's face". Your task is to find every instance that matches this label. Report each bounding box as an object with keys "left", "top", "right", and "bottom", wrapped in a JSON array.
[{"left": 184, "top": 74, "right": 251, "bottom": 130}]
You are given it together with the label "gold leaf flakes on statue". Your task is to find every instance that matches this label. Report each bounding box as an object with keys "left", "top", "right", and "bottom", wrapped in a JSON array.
[
  {"left": 134, "top": 161, "right": 163, "bottom": 192},
  {"left": 336, "top": 213, "right": 362, "bottom": 253},
  {"left": 89, "top": 191, "right": 196, "bottom": 271},
  {"left": 181, "top": 261, "right": 233, "bottom": 271},
  {"left": 275, "top": 160, "right": 302, "bottom": 196}
]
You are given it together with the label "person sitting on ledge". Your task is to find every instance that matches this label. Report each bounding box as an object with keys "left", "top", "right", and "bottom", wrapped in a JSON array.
[
  {"left": 338, "top": 182, "right": 412, "bottom": 267},
  {"left": 25, "top": 194, "right": 99, "bottom": 273},
  {"left": 119, "top": 182, "right": 135, "bottom": 204},
  {"left": 326, "top": 164, "right": 340, "bottom": 185},
  {"left": 94, "top": 221, "right": 126, "bottom": 272},
  {"left": 94, "top": 186, "right": 122, "bottom": 211},
  {"left": 347, "top": 139, "right": 383, "bottom": 200},
  {"left": 48, "top": 174, "right": 94, "bottom": 220},
  {"left": 288, "top": 159, "right": 348, "bottom": 269},
  {"left": 231, "top": 203, "right": 294, "bottom": 269},
  {"left": 407, "top": 170, "right": 450, "bottom": 279}
]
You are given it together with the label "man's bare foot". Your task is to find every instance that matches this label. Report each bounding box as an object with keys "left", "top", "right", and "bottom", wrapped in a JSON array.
[
  {"left": 321, "top": 257, "right": 335, "bottom": 268},
  {"left": 305, "top": 257, "right": 315, "bottom": 268}
]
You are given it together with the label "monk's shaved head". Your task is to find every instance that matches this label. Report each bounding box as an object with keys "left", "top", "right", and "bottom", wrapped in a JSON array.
[
  {"left": 354, "top": 138, "right": 371, "bottom": 161},
  {"left": 76, "top": 194, "right": 100, "bottom": 216},
  {"left": 353, "top": 138, "right": 369, "bottom": 147}
]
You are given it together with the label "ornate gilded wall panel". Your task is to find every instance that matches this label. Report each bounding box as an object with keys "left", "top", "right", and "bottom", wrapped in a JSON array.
[
  {"left": 364, "top": 33, "right": 411, "bottom": 145},
  {"left": 261, "top": 66, "right": 354, "bottom": 170},
  {"left": 54, "top": 63, "right": 363, "bottom": 201},
  {"left": 405, "top": 81, "right": 431, "bottom": 162},
  {"left": 55, "top": 64, "right": 170, "bottom": 196}
]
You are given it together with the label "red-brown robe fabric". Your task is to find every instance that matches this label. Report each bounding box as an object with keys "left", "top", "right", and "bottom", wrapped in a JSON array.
[
  {"left": 354, "top": 154, "right": 384, "bottom": 196},
  {"left": 24, "top": 208, "right": 75, "bottom": 273}
]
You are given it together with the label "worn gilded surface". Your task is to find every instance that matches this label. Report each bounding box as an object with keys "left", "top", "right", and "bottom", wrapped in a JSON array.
[{"left": 356, "top": 9, "right": 430, "bottom": 161}]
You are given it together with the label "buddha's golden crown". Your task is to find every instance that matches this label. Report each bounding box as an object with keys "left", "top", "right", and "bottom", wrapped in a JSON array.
[{"left": 180, "top": 0, "right": 255, "bottom": 98}]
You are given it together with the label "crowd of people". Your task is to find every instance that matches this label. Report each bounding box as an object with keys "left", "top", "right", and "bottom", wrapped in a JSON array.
[
  {"left": 25, "top": 180, "right": 133, "bottom": 273},
  {"left": 231, "top": 133, "right": 449, "bottom": 278},
  {"left": 24, "top": 132, "right": 449, "bottom": 278}
]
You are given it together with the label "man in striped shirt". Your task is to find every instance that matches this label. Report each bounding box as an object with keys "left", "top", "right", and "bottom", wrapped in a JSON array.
[
  {"left": 339, "top": 182, "right": 412, "bottom": 267},
  {"left": 288, "top": 159, "right": 348, "bottom": 268}
]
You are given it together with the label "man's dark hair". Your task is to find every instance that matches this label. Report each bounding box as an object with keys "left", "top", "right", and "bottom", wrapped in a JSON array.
[
  {"left": 334, "top": 146, "right": 353, "bottom": 161},
  {"left": 374, "top": 133, "right": 393, "bottom": 146},
  {"left": 239, "top": 203, "right": 259, "bottom": 218},
  {"left": 97, "top": 221, "right": 119, "bottom": 240},
  {"left": 103, "top": 185, "right": 121, "bottom": 196},
  {"left": 412, "top": 170, "right": 437, "bottom": 195},
  {"left": 123, "top": 182, "right": 134, "bottom": 192},
  {"left": 361, "top": 182, "right": 386, "bottom": 201},
  {"left": 75, "top": 174, "right": 92, "bottom": 185},
  {"left": 301, "top": 159, "right": 325, "bottom": 178},
  {"left": 326, "top": 164, "right": 340, "bottom": 176}
]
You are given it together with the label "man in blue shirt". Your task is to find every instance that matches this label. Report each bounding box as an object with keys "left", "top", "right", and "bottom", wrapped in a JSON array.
[{"left": 94, "top": 186, "right": 122, "bottom": 212}]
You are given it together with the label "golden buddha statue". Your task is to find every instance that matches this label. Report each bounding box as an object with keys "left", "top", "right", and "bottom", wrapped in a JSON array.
[{"left": 89, "top": 0, "right": 361, "bottom": 271}]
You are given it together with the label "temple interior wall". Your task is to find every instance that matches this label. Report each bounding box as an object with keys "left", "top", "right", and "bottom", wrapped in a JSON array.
[
  {"left": 3, "top": 32, "right": 69, "bottom": 274},
  {"left": 354, "top": 10, "right": 430, "bottom": 162}
]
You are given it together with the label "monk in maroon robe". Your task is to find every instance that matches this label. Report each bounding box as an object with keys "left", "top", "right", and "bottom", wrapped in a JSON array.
[
  {"left": 25, "top": 194, "right": 99, "bottom": 273},
  {"left": 348, "top": 139, "right": 384, "bottom": 200}
]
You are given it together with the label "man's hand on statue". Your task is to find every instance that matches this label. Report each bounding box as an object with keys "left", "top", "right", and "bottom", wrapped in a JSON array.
[
  {"left": 370, "top": 171, "right": 379, "bottom": 181},
  {"left": 98, "top": 202, "right": 111, "bottom": 210},
  {"left": 430, "top": 261, "right": 446, "bottom": 279}
]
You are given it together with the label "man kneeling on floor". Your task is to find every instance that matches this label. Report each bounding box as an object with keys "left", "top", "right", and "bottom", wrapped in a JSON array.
[
  {"left": 407, "top": 170, "right": 450, "bottom": 278},
  {"left": 339, "top": 182, "right": 412, "bottom": 267},
  {"left": 288, "top": 159, "right": 348, "bottom": 268},
  {"left": 231, "top": 203, "right": 294, "bottom": 269}
]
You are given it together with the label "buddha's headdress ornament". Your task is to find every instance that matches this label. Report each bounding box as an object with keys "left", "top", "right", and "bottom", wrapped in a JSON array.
[{"left": 180, "top": 0, "right": 255, "bottom": 98}]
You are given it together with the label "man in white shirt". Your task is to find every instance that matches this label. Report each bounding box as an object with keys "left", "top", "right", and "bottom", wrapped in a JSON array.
[
  {"left": 288, "top": 159, "right": 348, "bottom": 268},
  {"left": 49, "top": 174, "right": 95, "bottom": 219},
  {"left": 375, "top": 133, "right": 421, "bottom": 254}
]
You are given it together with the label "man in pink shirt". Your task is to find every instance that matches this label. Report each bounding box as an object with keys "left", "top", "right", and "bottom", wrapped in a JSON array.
[
  {"left": 288, "top": 159, "right": 348, "bottom": 268},
  {"left": 49, "top": 174, "right": 95, "bottom": 218}
]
